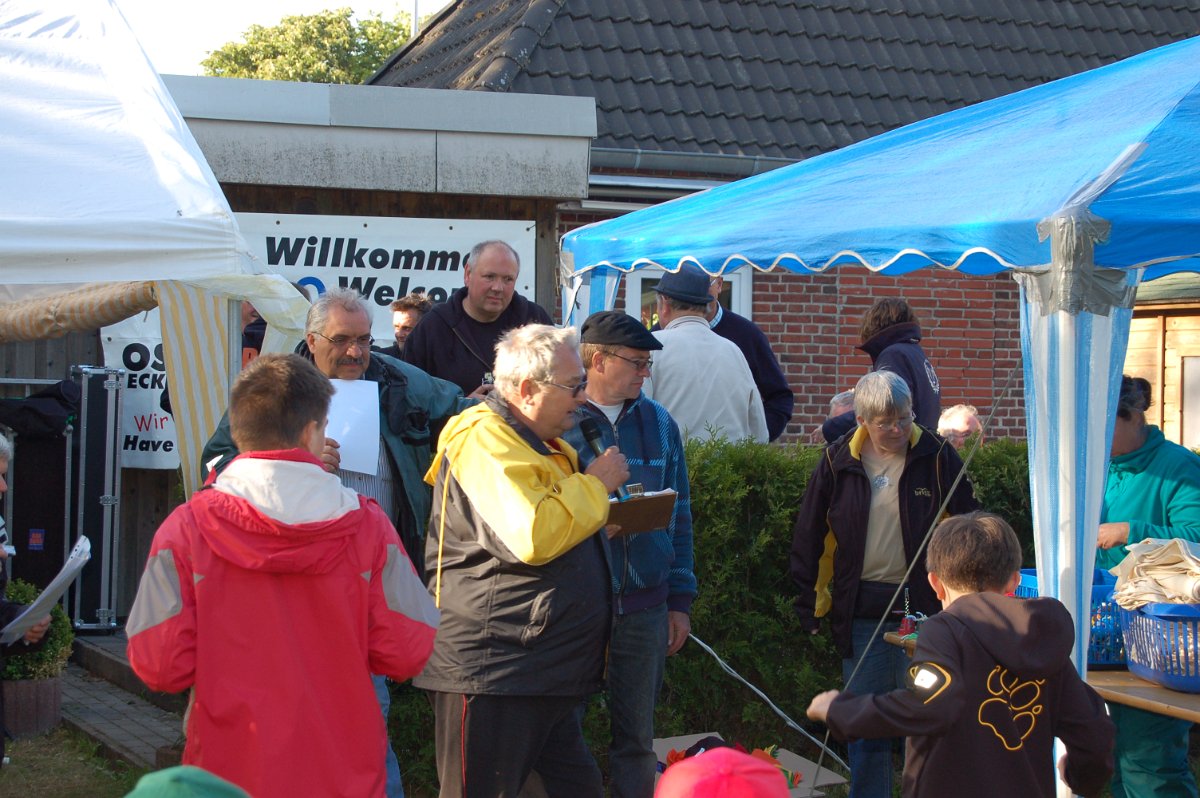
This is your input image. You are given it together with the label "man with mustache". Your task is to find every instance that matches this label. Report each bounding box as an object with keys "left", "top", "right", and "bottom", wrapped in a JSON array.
[
  {"left": 200, "top": 287, "right": 475, "bottom": 798},
  {"left": 402, "top": 240, "right": 552, "bottom": 396}
]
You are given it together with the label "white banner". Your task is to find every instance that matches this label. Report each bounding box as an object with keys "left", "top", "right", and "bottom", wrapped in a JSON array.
[
  {"left": 235, "top": 214, "right": 539, "bottom": 344},
  {"left": 102, "top": 309, "right": 180, "bottom": 470},
  {"left": 99, "top": 216, "right": 540, "bottom": 469}
]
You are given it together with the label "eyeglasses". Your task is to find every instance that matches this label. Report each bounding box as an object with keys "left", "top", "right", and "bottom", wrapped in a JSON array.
[
  {"left": 606, "top": 352, "right": 653, "bottom": 372},
  {"left": 868, "top": 414, "right": 914, "bottom": 433},
  {"left": 314, "top": 332, "right": 374, "bottom": 349},
  {"left": 539, "top": 379, "right": 588, "bottom": 398}
]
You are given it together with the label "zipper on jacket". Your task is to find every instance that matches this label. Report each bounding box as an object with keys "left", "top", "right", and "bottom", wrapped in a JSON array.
[{"left": 604, "top": 410, "right": 633, "bottom": 615}]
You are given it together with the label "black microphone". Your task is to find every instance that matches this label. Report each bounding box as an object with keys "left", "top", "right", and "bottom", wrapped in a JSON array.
[{"left": 579, "top": 417, "right": 628, "bottom": 500}]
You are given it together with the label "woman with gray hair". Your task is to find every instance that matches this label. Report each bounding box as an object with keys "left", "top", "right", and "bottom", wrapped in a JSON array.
[{"left": 791, "top": 370, "right": 977, "bottom": 798}]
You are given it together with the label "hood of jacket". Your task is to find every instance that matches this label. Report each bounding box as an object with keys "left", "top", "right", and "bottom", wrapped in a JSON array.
[
  {"left": 427, "top": 390, "right": 550, "bottom": 483},
  {"left": 1109, "top": 424, "right": 1166, "bottom": 477},
  {"left": 431, "top": 286, "right": 542, "bottom": 330},
  {"left": 945, "top": 591, "right": 1073, "bottom": 679},
  {"left": 199, "top": 449, "right": 371, "bottom": 576},
  {"left": 858, "top": 321, "right": 923, "bottom": 361}
]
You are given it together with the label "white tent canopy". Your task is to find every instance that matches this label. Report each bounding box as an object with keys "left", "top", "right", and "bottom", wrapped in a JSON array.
[{"left": 0, "top": 0, "right": 310, "bottom": 495}]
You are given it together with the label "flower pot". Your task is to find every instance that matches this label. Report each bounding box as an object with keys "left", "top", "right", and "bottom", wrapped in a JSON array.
[{"left": 2, "top": 676, "right": 62, "bottom": 738}]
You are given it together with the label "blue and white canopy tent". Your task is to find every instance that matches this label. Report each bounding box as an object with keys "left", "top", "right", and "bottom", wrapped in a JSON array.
[{"left": 561, "top": 32, "right": 1200, "bottom": 747}]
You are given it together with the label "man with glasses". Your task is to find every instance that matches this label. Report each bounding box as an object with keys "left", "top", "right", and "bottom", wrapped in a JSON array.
[
  {"left": 417, "top": 324, "right": 628, "bottom": 798},
  {"left": 937, "top": 404, "right": 984, "bottom": 449},
  {"left": 200, "top": 287, "right": 475, "bottom": 798},
  {"left": 646, "top": 263, "right": 768, "bottom": 444},
  {"left": 562, "top": 310, "right": 696, "bottom": 798}
]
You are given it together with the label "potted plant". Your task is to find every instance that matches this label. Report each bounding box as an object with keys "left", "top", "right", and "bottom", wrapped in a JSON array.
[{"left": 2, "top": 578, "right": 74, "bottom": 738}]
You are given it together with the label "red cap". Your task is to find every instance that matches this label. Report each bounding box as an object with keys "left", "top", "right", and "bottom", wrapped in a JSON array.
[{"left": 656, "top": 748, "right": 791, "bottom": 798}]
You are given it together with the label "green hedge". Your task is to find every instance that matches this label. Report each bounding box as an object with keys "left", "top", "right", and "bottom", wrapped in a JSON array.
[
  {"left": 2, "top": 578, "right": 74, "bottom": 680},
  {"left": 388, "top": 437, "right": 1033, "bottom": 792}
]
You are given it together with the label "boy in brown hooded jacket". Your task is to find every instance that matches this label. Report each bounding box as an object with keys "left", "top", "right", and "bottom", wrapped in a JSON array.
[{"left": 807, "top": 512, "right": 1115, "bottom": 798}]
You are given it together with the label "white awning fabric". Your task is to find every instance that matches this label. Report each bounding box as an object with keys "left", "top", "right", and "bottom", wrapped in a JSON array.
[{"left": 0, "top": 0, "right": 309, "bottom": 495}]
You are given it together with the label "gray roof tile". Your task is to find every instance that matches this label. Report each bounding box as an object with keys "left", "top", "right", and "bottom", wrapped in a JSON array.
[{"left": 371, "top": 0, "right": 1200, "bottom": 162}]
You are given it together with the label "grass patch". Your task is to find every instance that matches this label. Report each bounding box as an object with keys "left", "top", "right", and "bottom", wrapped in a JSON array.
[{"left": 0, "top": 726, "right": 146, "bottom": 797}]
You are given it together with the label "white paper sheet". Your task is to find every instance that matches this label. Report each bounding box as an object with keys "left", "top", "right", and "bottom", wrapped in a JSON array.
[
  {"left": 1, "top": 536, "right": 91, "bottom": 645},
  {"left": 328, "top": 379, "right": 381, "bottom": 475}
]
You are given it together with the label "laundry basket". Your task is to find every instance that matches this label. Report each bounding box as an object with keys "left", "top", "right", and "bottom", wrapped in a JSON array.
[
  {"left": 1015, "top": 569, "right": 1124, "bottom": 667},
  {"left": 1118, "top": 603, "right": 1200, "bottom": 693}
]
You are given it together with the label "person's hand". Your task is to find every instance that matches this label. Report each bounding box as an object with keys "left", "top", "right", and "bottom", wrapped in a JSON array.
[
  {"left": 667, "top": 611, "right": 690, "bottom": 656},
  {"left": 585, "top": 446, "right": 629, "bottom": 493},
  {"left": 466, "top": 383, "right": 495, "bottom": 400},
  {"left": 1097, "top": 522, "right": 1130, "bottom": 549},
  {"left": 24, "top": 614, "right": 51, "bottom": 645},
  {"left": 1057, "top": 753, "right": 1069, "bottom": 784},
  {"left": 806, "top": 689, "right": 840, "bottom": 722},
  {"left": 322, "top": 437, "right": 341, "bottom": 473},
  {"left": 603, "top": 524, "right": 623, "bottom": 539}
]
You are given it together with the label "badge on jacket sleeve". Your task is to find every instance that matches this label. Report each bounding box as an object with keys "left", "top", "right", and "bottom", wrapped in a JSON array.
[{"left": 906, "top": 660, "right": 951, "bottom": 704}]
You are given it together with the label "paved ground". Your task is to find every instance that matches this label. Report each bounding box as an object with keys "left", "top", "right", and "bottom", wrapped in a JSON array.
[{"left": 62, "top": 633, "right": 180, "bottom": 771}]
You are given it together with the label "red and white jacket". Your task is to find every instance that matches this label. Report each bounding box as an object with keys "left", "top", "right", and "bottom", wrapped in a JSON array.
[{"left": 127, "top": 450, "right": 438, "bottom": 798}]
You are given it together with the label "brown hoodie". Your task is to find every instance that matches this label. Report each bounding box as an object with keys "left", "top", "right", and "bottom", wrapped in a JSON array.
[{"left": 825, "top": 592, "right": 1115, "bottom": 797}]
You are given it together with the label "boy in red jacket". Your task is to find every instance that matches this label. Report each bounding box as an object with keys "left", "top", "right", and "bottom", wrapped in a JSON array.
[
  {"left": 127, "top": 354, "right": 438, "bottom": 798},
  {"left": 807, "top": 512, "right": 1114, "bottom": 798}
]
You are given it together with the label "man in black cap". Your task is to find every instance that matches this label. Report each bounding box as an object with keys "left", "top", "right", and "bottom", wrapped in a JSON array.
[
  {"left": 562, "top": 310, "right": 696, "bottom": 798},
  {"left": 648, "top": 263, "right": 768, "bottom": 443}
]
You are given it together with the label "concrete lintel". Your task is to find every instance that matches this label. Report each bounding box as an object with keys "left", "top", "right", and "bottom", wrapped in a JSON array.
[
  {"left": 165, "top": 76, "right": 596, "bottom": 197},
  {"left": 163, "top": 75, "right": 597, "bottom": 138}
]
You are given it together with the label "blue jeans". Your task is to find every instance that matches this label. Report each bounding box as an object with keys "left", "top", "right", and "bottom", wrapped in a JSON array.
[
  {"left": 608, "top": 603, "right": 669, "bottom": 798},
  {"left": 373, "top": 673, "right": 404, "bottom": 798},
  {"left": 841, "top": 618, "right": 909, "bottom": 798}
]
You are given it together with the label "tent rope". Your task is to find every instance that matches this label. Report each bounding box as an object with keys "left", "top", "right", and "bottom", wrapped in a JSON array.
[{"left": 686, "top": 632, "right": 850, "bottom": 775}]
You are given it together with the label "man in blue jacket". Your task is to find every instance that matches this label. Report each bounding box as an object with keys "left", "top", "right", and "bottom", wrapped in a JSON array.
[{"left": 563, "top": 310, "right": 697, "bottom": 798}]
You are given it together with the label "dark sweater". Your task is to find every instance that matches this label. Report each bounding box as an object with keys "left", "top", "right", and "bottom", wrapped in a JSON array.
[
  {"left": 711, "top": 307, "right": 794, "bottom": 440},
  {"left": 825, "top": 592, "right": 1114, "bottom": 798},
  {"left": 822, "top": 321, "right": 941, "bottom": 443},
  {"left": 402, "top": 286, "right": 551, "bottom": 395}
]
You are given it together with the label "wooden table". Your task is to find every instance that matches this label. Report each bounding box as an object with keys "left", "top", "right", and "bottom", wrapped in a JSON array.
[
  {"left": 884, "top": 632, "right": 1200, "bottom": 722},
  {"left": 1086, "top": 669, "right": 1200, "bottom": 723},
  {"left": 883, "top": 631, "right": 916, "bottom": 656}
]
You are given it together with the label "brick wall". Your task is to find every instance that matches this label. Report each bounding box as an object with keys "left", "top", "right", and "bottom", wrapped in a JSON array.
[
  {"left": 559, "top": 211, "right": 1027, "bottom": 444},
  {"left": 755, "top": 268, "right": 1025, "bottom": 442}
]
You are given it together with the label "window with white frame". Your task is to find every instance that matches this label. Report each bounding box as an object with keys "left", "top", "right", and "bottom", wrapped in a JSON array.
[{"left": 622, "top": 267, "right": 753, "bottom": 328}]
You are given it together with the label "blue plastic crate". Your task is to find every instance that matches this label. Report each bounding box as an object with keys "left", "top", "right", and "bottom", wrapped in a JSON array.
[
  {"left": 1118, "top": 603, "right": 1200, "bottom": 693},
  {"left": 1016, "top": 569, "right": 1124, "bottom": 667}
]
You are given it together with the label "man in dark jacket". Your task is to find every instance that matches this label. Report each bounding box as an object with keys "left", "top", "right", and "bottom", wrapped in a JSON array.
[
  {"left": 402, "top": 240, "right": 552, "bottom": 396},
  {"left": 807, "top": 513, "right": 1114, "bottom": 798},
  {"left": 706, "top": 276, "right": 794, "bottom": 440},
  {"left": 417, "top": 324, "right": 629, "bottom": 798},
  {"left": 563, "top": 311, "right": 696, "bottom": 798}
]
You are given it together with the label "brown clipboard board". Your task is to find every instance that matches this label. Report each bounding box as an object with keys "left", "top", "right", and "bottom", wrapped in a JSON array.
[{"left": 606, "top": 490, "right": 677, "bottom": 535}]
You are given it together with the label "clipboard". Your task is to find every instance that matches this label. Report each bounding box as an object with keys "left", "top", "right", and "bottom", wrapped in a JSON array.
[{"left": 606, "top": 489, "right": 677, "bottom": 535}]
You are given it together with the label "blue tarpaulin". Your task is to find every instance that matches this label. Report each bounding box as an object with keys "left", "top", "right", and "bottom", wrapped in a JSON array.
[{"left": 561, "top": 38, "right": 1200, "bottom": 776}]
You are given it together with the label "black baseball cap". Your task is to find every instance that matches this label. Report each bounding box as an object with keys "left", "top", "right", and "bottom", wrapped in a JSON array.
[{"left": 580, "top": 311, "right": 662, "bottom": 350}]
